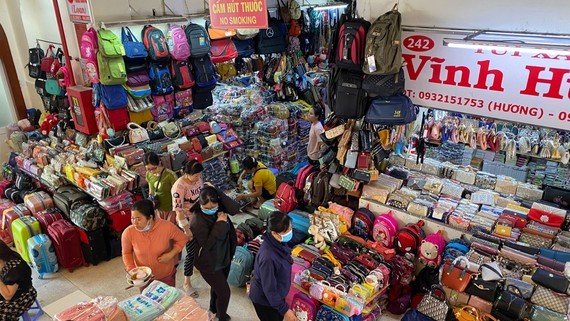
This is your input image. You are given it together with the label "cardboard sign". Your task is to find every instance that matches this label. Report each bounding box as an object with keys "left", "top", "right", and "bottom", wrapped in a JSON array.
[
  {"left": 66, "top": 0, "right": 91, "bottom": 24},
  {"left": 402, "top": 31, "right": 570, "bottom": 130},
  {"left": 209, "top": 0, "right": 268, "bottom": 29}
]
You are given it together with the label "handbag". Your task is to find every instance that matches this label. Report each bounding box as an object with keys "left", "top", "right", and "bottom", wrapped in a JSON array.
[
  {"left": 531, "top": 268, "right": 569, "bottom": 294},
  {"left": 494, "top": 285, "right": 527, "bottom": 320},
  {"left": 504, "top": 277, "right": 535, "bottom": 300},
  {"left": 465, "top": 276, "right": 499, "bottom": 302},
  {"left": 365, "top": 94, "right": 418, "bottom": 125},
  {"left": 530, "top": 305, "right": 568, "bottom": 321},
  {"left": 441, "top": 257, "right": 474, "bottom": 292},
  {"left": 416, "top": 285, "right": 449, "bottom": 321},
  {"left": 103, "top": 136, "right": 127, "bottom": 152},
  {"left": 531, "top": 285, "right": 570, "bottom": 315},
  {"left": 121, "top": 26, "right": 147, "bottom": 59},
  {"left": 467, "top": 296, "right": 492, "bottom": 314},
  {"left": 127, "top": 122, "right": 150, "bottom": 144},
  {"left": 539, "top": 248, "right": 570, "bottom": 262},
  {"left": 537, "top": 255, "right": 566, "bottom": 272},
  {"left": 146, "top": 121, "right": 165, "bottom": 141},
  {"left": 480, "top": 262, "right": 503, "bottom": 281},
  {"left": 453, "top": 306, "right": 481, "bottom": 321}
]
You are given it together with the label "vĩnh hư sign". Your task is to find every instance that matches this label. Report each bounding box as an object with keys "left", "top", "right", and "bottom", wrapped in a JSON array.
[
  {"left": 209, "top": 0, "right": 268, "bottom": 29},
  {"left": 66, "top": 0, "right": 91, "bottom": 24},
  {"left": 400, "top": 31, "right": 570, "bottom": 131}
]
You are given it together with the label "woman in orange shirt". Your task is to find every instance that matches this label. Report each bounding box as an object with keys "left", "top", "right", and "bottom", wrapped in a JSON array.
[{"left": 121, "top": 199, "right": 187, "bottom": 288}]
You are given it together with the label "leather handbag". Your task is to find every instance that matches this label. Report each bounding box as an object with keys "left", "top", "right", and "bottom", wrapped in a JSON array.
[
  {"left": 441, "top": 257, "right": 474, "bottom": 292},
  {"left": 127, "top": 122, "right": 150, "bottom": 144},
  {"left": 531, "top": 285, "right": 570, "bottom": 315},
  {"left": 530, "top": 305, "right": 568, "bottom": 321},
  {"left": 531, "top": 268, "right": 569, "bottom": 294},
  {"left": 467, "top": 296, "right": 492, "bottom": 314},
  {"left": 416, "top": 285, "right": 449, "bottom": 321},
  {"left": 453, "top": 306, "right": 481, "bottom": 321},
  {"left": 146, "top": 121, "right": 165, "bottom": 140},
  {"left": 480, "top": 262, "right": 503, "bottom": 281},
  {"left": 504, "top": 277, "right": 535, "bottom": 300},
  {"left": 537, "top": 255, "right": 566, "bottom": 272},
  {"left": 465, "top": 276, "right": 499, "bottom": 302},
  {"left": 494, "top": 285, "right": 527, "bottom": 320},
  {"left": 103, "top": 136, "right": 127, "bottom": 152}
]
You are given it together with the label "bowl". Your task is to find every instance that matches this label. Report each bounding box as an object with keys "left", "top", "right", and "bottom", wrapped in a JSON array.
[{"left": 126, "top": 266, "right": 153, "bottom": 287}]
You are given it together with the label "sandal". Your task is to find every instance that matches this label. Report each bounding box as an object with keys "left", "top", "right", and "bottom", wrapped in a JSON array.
[{"left": 184, "top": 286, "right": 199, "bottom": 298}]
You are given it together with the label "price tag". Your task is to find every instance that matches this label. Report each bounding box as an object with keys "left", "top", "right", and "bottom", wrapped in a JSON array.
[{"left": 367, "top": 56, "right": 377, "bottom": 73}]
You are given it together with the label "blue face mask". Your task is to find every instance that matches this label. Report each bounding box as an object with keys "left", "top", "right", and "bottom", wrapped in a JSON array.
[
  {"left": 280, "top": 229, "right": 293, "bottom": 243},
  {"left": 136, "top": 222, "right": 151, "bottom": 232},
  {"left": 201, "top": 206, "right": 218, "bottom": 215}
]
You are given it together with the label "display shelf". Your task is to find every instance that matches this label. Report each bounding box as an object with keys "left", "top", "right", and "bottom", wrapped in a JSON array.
[
  {"left": 17, "top": 166, "right": 57, "bottom": 191},
  {"left": 202, "top": 151, "right": 228, "bottom": 163}
]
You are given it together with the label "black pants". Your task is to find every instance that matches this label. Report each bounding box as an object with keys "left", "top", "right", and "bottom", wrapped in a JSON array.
[
  {"left": 200, "top": 266, "right": 231, "bottom": 321},
  {"left": 183, "top": 239, "right": 196, "bottom": 277},
  {"left": 253, "top": 302, "right": 284, "bottom": 321}
]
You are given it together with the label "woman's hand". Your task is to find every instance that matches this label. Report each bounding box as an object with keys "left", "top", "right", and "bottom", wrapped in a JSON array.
[
  {"left": 204, "top": 182, "right": 214, "bottom": 187},
  {"left": 184, "top": 227, "right": 193, "bottom": 241},
  {"left": 217, "top": 212, "right": 228, "bottom": 222},
  {"left": 284, "top": 309, "right": 297, "bottom": 321},
  {"left": 235, "top": 194, "right": 244, "bottom": 201}
]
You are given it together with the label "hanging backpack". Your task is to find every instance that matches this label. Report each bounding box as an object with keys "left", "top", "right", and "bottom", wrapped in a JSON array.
[
  {"left": 192, "top": 84, "right": 215, "bottom": 109},
  {"left": 257, "top": 18, "right": 287, "bottom": 54},
  {"left": 331, "top": 67, "right": 367, "bottom": 119},
  {"left": 210, "top": 38, "right": 238, "bottom": 63},
  {"left": 28, "top": 47, "right": 45, "bottom": 79},
  {"left": 351, "top": 208, "right": 376, "bottom": 240},
  {"left": 142, "top": 25, "right": 170, "bottom": 61},
  {"left": 227, "top": 246, "right": 254, "bottom": 287},
  {"left": 288, "top": 0, "right": 302, "bottom": 20},
  {"left": 395, "top": 220, "right": 425, "bottom": 255},
  {"left": 97, "top": 51, "right": 127, "bottom": 85},
  {"left": 191, "top": 56, "right": 217, "bottom": 87},
  {"left": 98, "top": 29, "right": 125, "bottom": 57},
  {"left": 121, "top": 27, "right": 148, "bottom": 59},
  {"left": 362, "top": 5, "right": 402, "bottom": 75},
  {"left": 234, "top": 38, "right": 256, "bottom": 57},
  {"left": 310, "top": 171, "right": 332, "bottom": 207},
  {"left": 166, "top": 25, "right": 191, "bottom": 61},
  {"left": 174, "top": 88, "right": 193, "bottom": 110},
  {"left": 363, "top": 67, "right": 405, "bottom": 97},
  {"left": 185, "top": 23, "right": 211, "bottom": 57},
  {"left": 372, "top": 211, "right": 399, "bottom": 247},
  {"left": 335, "top": 19, "right": 370, "bottom": 70},
  {"left": 100, "top": 85, "right": 128, "bottom": 110},
  {"left": 170, "top": 60, "right": 195, "bottom": 89},
  {"left": 80, "top": 27, "right": 99, "bottom": 60},
  {"left": 274, "top": 182, "right": 298, "bottom": 213},
  {"left": 151, "top": 94, "right": 175, "bottom": 121},
  {"left": 148, "top": 63, "right": 173, "bottom": 95}
]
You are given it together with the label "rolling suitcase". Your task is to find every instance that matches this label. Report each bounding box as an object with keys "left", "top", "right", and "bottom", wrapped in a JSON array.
[
  {"left": 27, "top": 234, "right": 59, "bottom": 278},
  {"left": 24, "top": 191, "right": 54, "bottom": 214},
  {"left": 106, "top": 209, "right": 131, "bottom": 232},
  {"left": 11, "top": 216, "right": 42, "bottom": 262},
  {"left": 258, "top": 199, "right": 280, "bottom": 221},
  {"left": 33, "top": 208, "right": 64, "bottom": 232},
  {"left": 103, "top": 227, "right": 122, "bottom": 259},
  {"left": 0, "top": 199, "right": 16, "bottom": 245},
  {"left": 3, "top": 204, "right": 32, "bottom": 240},
  {"left": 288, "top": 209, "right": 311, "bottom": 234},
  {"left": 76, "top": 227, "right": 109, "bottom": 265},
  {"left": 48, "top": 220, "right": 85, "bottom": 272},
  {"left": 53, "top": 185, "right": 90, "bottom": 217}
]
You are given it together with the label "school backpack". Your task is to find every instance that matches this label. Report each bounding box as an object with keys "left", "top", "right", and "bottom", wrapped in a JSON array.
[
  {"left": 100, "top": 84, "right": 128, "bottom": 110},
  {"left": 316, "top": 305, "right": 349, "bottom": 321},
  {"left": 245, "top": 217, "right": 265, "bottom": 236},
  {"left": 80, "top": 27, "right": 99, "bottom": 60},
  {"left": 236, "top": 223, "right": 254, "bottom": 246},
  {"left": 335, "top": 19, "right": 370, "bottom": 70},
  {"left": 310, "top": 171, "right": 332, "bottom": 207},
  {"left": 97, "top": 29, "right": 127, "bottom": 85},
  {"left": 227, "top": 246, "right": 253, "bottom": 287},
  {"left": 395, "top": 220, "right": 425, "bottom": 255},
  {"left": 142, "top": 25, "right": 170, "bottom": 61},
  {"left": 291, "top": 293, "right": 320, "bottom": 321},
  {"left": 69, "top": 202, "right": 106, "bottom": 231},
  {"left": 166, "top": 25, "right": 191, "bottom": 61},
  {"left": 362, "top": 5, "right": 402, "bottom": 75},
  {"left": 151, "top": 94, "right": 175, "bottom": 121},
  {"left": 210, "top": 38, "right": 238, "bottom": 63},
  {"left": 257, "top": 18, "right": 287, "bottom": 54},
  {"left": 443, "top": 238, "right": 470, "bottom": 262},
  {"left": 148, "top": 63, "right": 173, "bottom": 95},
  {"left": 331, "top": 67, "right": 367, "bottom": 119},
  {"left": 351, "top": 208, "right": 376, "bottom": 240},
  {"left": 170, "top": 60, "right": 195, "bottom": 89},
  {"left": 185, "top": 23, "right": 211, "bottom": 57},
  {"left": 295, "top": 164, "right": 316, "bottom": 191},
  {"left": 274, "top": 182, "right": 298, "bottom": 213},
  {"left": 191, "top": 56, "right": 217, "bottom": 87},
  {"left": 372, "top": 211, "right": 399, "bottom": 247},
  {"left": 28, "top": 47, "right": 45, "bottom": 79}
]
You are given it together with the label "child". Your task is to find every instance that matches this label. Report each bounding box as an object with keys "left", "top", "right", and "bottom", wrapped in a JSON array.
[{"left": 307, "top": 106, "right": 324, "bottom": 166}]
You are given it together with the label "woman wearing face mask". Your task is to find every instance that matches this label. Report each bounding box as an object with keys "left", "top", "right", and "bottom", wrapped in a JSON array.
[
  {"left": 144, "top": 152, "right": 178, "bottom": 224},
  {"left": 190, "top": 186, "right": 237, "bottom": 321},
  {"left": 249, "top": 211, "right": 297, "bottom": 321},
  {"left": 171, "top": 159, "right": 205, "bottom": 297},
  {"left": 121, "top": 199, "right": 187, "bottom": 289}
]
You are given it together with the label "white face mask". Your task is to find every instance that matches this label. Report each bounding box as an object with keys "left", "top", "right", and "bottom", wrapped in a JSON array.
[{"left": 136, "top": 221, "right": 151, "bottom": 232}]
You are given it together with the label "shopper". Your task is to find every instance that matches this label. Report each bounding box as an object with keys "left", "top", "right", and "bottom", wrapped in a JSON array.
[
  {"left": 0, "top": 240, "right": 37, "bottom": 321},
  {"left": 171, "top": 160, "right": 205, "bottom": 297},
  {"left": 121, "top": 199, "right": 186, "bottom": 289},
  {"left": 144, "top": 152, "right": 177, "bottom": 224},
  {"left": 249, "top": 211, "right": 297, "bottom": 321},
  {"left": 190, "top": 186, "right": 237, "bottom": 321},
  {"left": 236, "top": 156, "right": 277, "bottom": 208},
  {"left": 307, "top": 106, "right": 324, "bottom": 167}
]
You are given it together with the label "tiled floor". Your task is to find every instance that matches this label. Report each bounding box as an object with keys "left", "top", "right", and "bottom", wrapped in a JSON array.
[{"left": 32, "top": 211, "right": 400, "bottom": 321}]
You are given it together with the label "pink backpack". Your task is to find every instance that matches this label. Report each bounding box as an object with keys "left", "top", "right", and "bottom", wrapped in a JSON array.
[
  {"left": 175, "top": 88, "right": 193, "bottom": 107},
  {"left": 80, "top": 27, "right": 98, "bottom": 60},
  {"left": 167, "top": 25, "right": 191, "bottom": 61},
  {"left": 286, "top": 258, "right": 309, "bottom": 306},
  {"left": 151, "top": 94, "right": 174, "bottom": 121},
  {"left": 291, "top": 293, "right": 320, "bottom": 321},
  {"left": 328, "top": 202, "right": 355, "bottom": 228},
  {"left": 373, "top": 211, "right": 398, "bottom": 247}
]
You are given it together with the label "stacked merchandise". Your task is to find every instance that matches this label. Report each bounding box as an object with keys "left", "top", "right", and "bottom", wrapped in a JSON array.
[
  {"left": 297, "top": 119, "right": 311, "bottom": 162},
  {"left": 435, "top": 142, "right": 464, "bottom": 165},
  {"left": 254, "top": 118, "right": 290, "bottom": 171},
  {"left": 202, "top": 158, "right": 232, "bottom": 191}
]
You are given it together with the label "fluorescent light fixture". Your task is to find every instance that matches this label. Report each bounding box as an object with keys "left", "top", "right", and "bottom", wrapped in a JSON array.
[{"left": 312, "top": 2, "right": 348, "bottom": 11}]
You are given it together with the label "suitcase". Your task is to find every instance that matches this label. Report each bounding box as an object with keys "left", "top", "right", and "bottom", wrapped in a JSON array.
[
  {"left": 76, "top": 227, "right": 109, "bottom": 265},
  {"left": 53, "top": 185, "right": 90, "bottom": 217},
  {"left": 24, "top": 191, "right": 54, "bottom": 214},
  {"left": 27, "top": 234, "right": 59, "bottom": 278},
  {"left": 11, "top": 216, "right": 42, "bottom": 262},
  {"left": 0, "top": 199, "right": 15, "bottom": 246},
  {"left": 48, "top": 219, "right": 85, "bottom": 272},
  {"left": 288, "top": 210, "right": 311, "bottom": 234},
  {"left": 103, "top": 227, "right": 122, "bottom": 259},
  {"left": 107, "top": 209, "right": 131, "bottom": 232},
  {"left": 5, "top": 186, "right": 23, "bottom": 203},
  {"left": 33, "top": 208, "right": 64, "bottom": 233},
  {"left": 258, "top": 199, "right": 279, "bottom": 221},
  {"left": 276, "top": 172, "right": 297, "bottom": 189},
  {"left": 98, "top": 192, "right": 133, "bottom": 213},
  {"left": 3, "top": 205, "right": 32, "bottom": 239}
]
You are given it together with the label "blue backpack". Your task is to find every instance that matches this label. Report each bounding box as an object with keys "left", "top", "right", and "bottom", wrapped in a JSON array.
[
  {"left": 234, "top": 38, "right": 255, "bottom": 57},
  {"left": 121, "top": 27, "right": 147, "bottom": 59},
  {"left": 148, "top": 63, "right": 173, "bottom": 95},
  {"left": 227, "top": 246, "right": 253, "bottom": 287},
  {"left": 100, "top": 84, "right": 128, "bottom": 109},
  {"left": 191, "top": 56, "right": 217, "bottom": 87}
]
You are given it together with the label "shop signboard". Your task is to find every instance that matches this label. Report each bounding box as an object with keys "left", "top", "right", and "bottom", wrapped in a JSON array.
[
  {"left": 209, "top": 0, "right": 268, "bottom": 29},
  {"left": 401, "top": 31, "right": 570, "bottom": 130},
  {"left": 66, "top": 0, "right": 91, "bottom": 24}
]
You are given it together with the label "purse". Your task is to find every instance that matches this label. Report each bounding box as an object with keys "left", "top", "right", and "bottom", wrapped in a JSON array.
[
  {"left": 530, "top": 305, "right": 568, "bottom": 321},
  {"left": 539, "top": 248, "right": 570, "bottom": 262},
  {"left": 494, "top": 285, "right": 527, "bottom": 320},
  {"left": 531, "top": 285, "right": 570, "bottom": 315},
  {"left": 537, "top": 255, "right": 566, "bottom": 272},
  {"left": 454, "top": 306, "right": 481, "bottom": 321},
  {"left": 480, "top": 262, "right": 503, "bottom": 281},
  {"left": 504, "top": 277, "right": 535, "bottom": 299},
  {"left": 127, "top": 122, "right": 150, "bottom": 144},
  {"left": 465, "top": 276, "right": 499, "bottom": 302},
  {"left": 441, "top": 257, "right": 474, "bottom": 292},
  {"left": 467, "top": 296, "right": 492, "bottom": 314},
  {"left": 416, "top": 285, "right": 449, "bottom": 321},
  {"left": 532, "top": 268, "right": 569, "bottom": 294}
]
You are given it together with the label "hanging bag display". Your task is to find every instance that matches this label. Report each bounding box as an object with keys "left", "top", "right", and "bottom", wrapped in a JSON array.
[
  {"left": 365, "top": 94, "right": 418, "bottom": 125},
  {"left": 121, "top": 26, "right": 148, "bottom": 59}
]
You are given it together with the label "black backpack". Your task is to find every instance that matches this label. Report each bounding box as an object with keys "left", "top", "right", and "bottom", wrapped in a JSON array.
[
  {"left": 28, "top": 47, "right": 45, "bottom": 79},
  {"left": 192, "top": 84, "right": 215, "bottom": 110},
  {"left": 257, "top": 18, "right": 286, "bottom": 54},
  {"left": 142, "top": 25, "right": 170, "bottom": 61},
  {"left": 185, "top": 23, "right": 211, "bottom": 57},
  {"left": 331, "top": 67, "right": 368, "bottom": 119},
  {"left": 191, "top": 56, "right": 217, "bottom": 87},
  {"left": 245, "top": 217, "right": 265, "bottom": 236},
  {"left": 148, "top": 63, "right": 173, "bottom": 95}
]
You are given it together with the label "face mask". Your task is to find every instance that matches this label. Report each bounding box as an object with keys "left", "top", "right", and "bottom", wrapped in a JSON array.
[
  {"left": 136, "top": 221, "right": 151, "bottom": 232},
  {"left": 201, "top": 206, "right": 218, "bottom": 215},
  {"left": 280, "top": 229, "right": 293, "bottom": 243}
]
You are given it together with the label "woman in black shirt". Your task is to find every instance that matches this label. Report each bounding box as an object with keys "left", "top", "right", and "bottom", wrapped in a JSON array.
[{"left": 0, "top": 240, "right": 36, "bottom": 321}]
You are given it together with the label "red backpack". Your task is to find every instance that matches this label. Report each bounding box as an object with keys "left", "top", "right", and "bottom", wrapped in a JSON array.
[
  {"left": 335, "top": 19, "right": 371, "bottom": 70},
  {"left": 395, "top": 220, "right": 425, "bottom": 255},
  {"left": 295, "top": 164, "right": 314, "bottom": 191},
  {"left": 274, "top": 182, "right": 298, "bottom": 213},
  {"left": 142, "top": 25, "right": 169, "bottom": 61},
  {"left": 210, "top": 38, "right": 238, "bottom": 63}
]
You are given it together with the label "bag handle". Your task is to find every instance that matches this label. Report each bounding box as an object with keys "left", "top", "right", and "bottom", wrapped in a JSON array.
[
  {"left": 458, "top": 306, "right": 480, "bottom": 320},
  {"left": 505, "top": 284, "right": 524, "bottom": 298},
  {"left": 147, "top": 121, "right": 159, "bottom": 131},
  {"left": 127, "top": 122, "right": 144, "bottom": 131},
  {"left": 429, "top": 284, "right": 447, "bottom": 301}
]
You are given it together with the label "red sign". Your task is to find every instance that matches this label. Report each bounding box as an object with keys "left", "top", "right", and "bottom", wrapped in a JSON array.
[
  {"left": 66, "top": 0, "right": 91, "bottom": 24},
  {"left": 209, "top": 0, "right": 268, "bottom": 29}
]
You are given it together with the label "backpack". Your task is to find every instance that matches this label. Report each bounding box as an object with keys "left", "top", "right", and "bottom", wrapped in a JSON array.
[
  {"left": 192, "top": 84, "right": 214, "bottom": 109},
  {"left": 234, "top": 39, "right": 256, "bottom": 57},
  {"left": 227, "top": 246, "right": 253, "bottom": 287},
  {"left": 245, "top": 217, "right": 265, "bottom": 236},
  {"left": 121, "top": 27, "right": 148, "bottom": 59},
  {"left": 295, "top": 164, "right": 316, "bottom": 191},
  {"left": 97, "top": 29, "right": 125, "bottom": 57},
  {"left": 185, "top": 23, "right": 211, "bottom": 57},
  {"left": 274, "top": 182, "right": 298, "bottom": 213},
  {"left": 335, "top": 19, "right": 370, "bottom": 70},
  {"left": 191, "top": 56, "right": 217, "bottom": 87},
  {"left": 316, "top": 305, "right": 349, "bottom": 321},
  {"left": 28, "top": 47, "right": 45, "bottom": 79},
  {"left": 170, "top": 60, "right": 195, "bottom": 89},
  {"left": 291, "top": 293, "right": 320, "bottom": 321},
  {"left": 443, "top": 238, "right": 470, "bottom": 262},
  {"left": 174, "top": 89, "right": 193, "bottom": 112},
  {"left": 310, "top": 171, "right": 332, "bottom": 207},
  {"left": 395, "top": 220, "right": 425, "bottom": 255},
  {"left": 100, "top": 85, "right": 128, "bottom": 110},
  {"left": 362, "top": 6, "right": 402, "bottom": 75},
  {"left": 148, "top": 63, "right": 173, "bottom": 95},
  {"left": 236, "top": 223, "right": 254, "bottom": 245},
  {"left": 386, "top": 283, "right": 412, "bottom": 315},
  {"left": 350, "top": 208, "right": 376, "bottom": 240},
  {"left": 151, "top": 94, "right": 175, "bottom": 121},
  {"left": 257, "top": 18, "right": 287, "bottom": 54},
  {"left": 166, "top": 25, "right": 191, "bottom": 61},
  {"left": 331, "top": 67, "right": 367, "bottom": 119},
  {"left": 97, "top": 51, "right": 127, "bottom": 85},
  {"left": 210, "top": 38, "right": 238, "bottom": 63},
  {"left": 142, "top": 25, "right": 170, "bottom": 61},
  {"left": 69, "top": 202, "right": 106, "bottom": 231},
  {"left": 363, "top": 67, "right": 405, "bottom": 97},
  {"left": 372, "top": 211, "right": 399, "bottom": 247},
  {"left": 80, "top": 27, "right": 98, "bottom": 60}
]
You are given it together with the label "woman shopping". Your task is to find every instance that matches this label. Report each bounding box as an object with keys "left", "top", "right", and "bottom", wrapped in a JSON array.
[
  {"left": 235, "top": 156, "right": 277, "bottom": 208},
  {"left": 249, "top": 211, "right": 297, "bottom": 321},
  {"left": 190, "top": 186, "right": 237, "bottom": 321},
  {"left": 121, "top": 199, "right": 187, "bottom": 288},
  {"left": 144, "top": 152, "right": 177, "bottom": 224},
  {"left": 0, "top": 240, "right": 37, "bottom": 321},
  {"left": 307, "top": 106, "right": 324, "bottom": 167}
]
